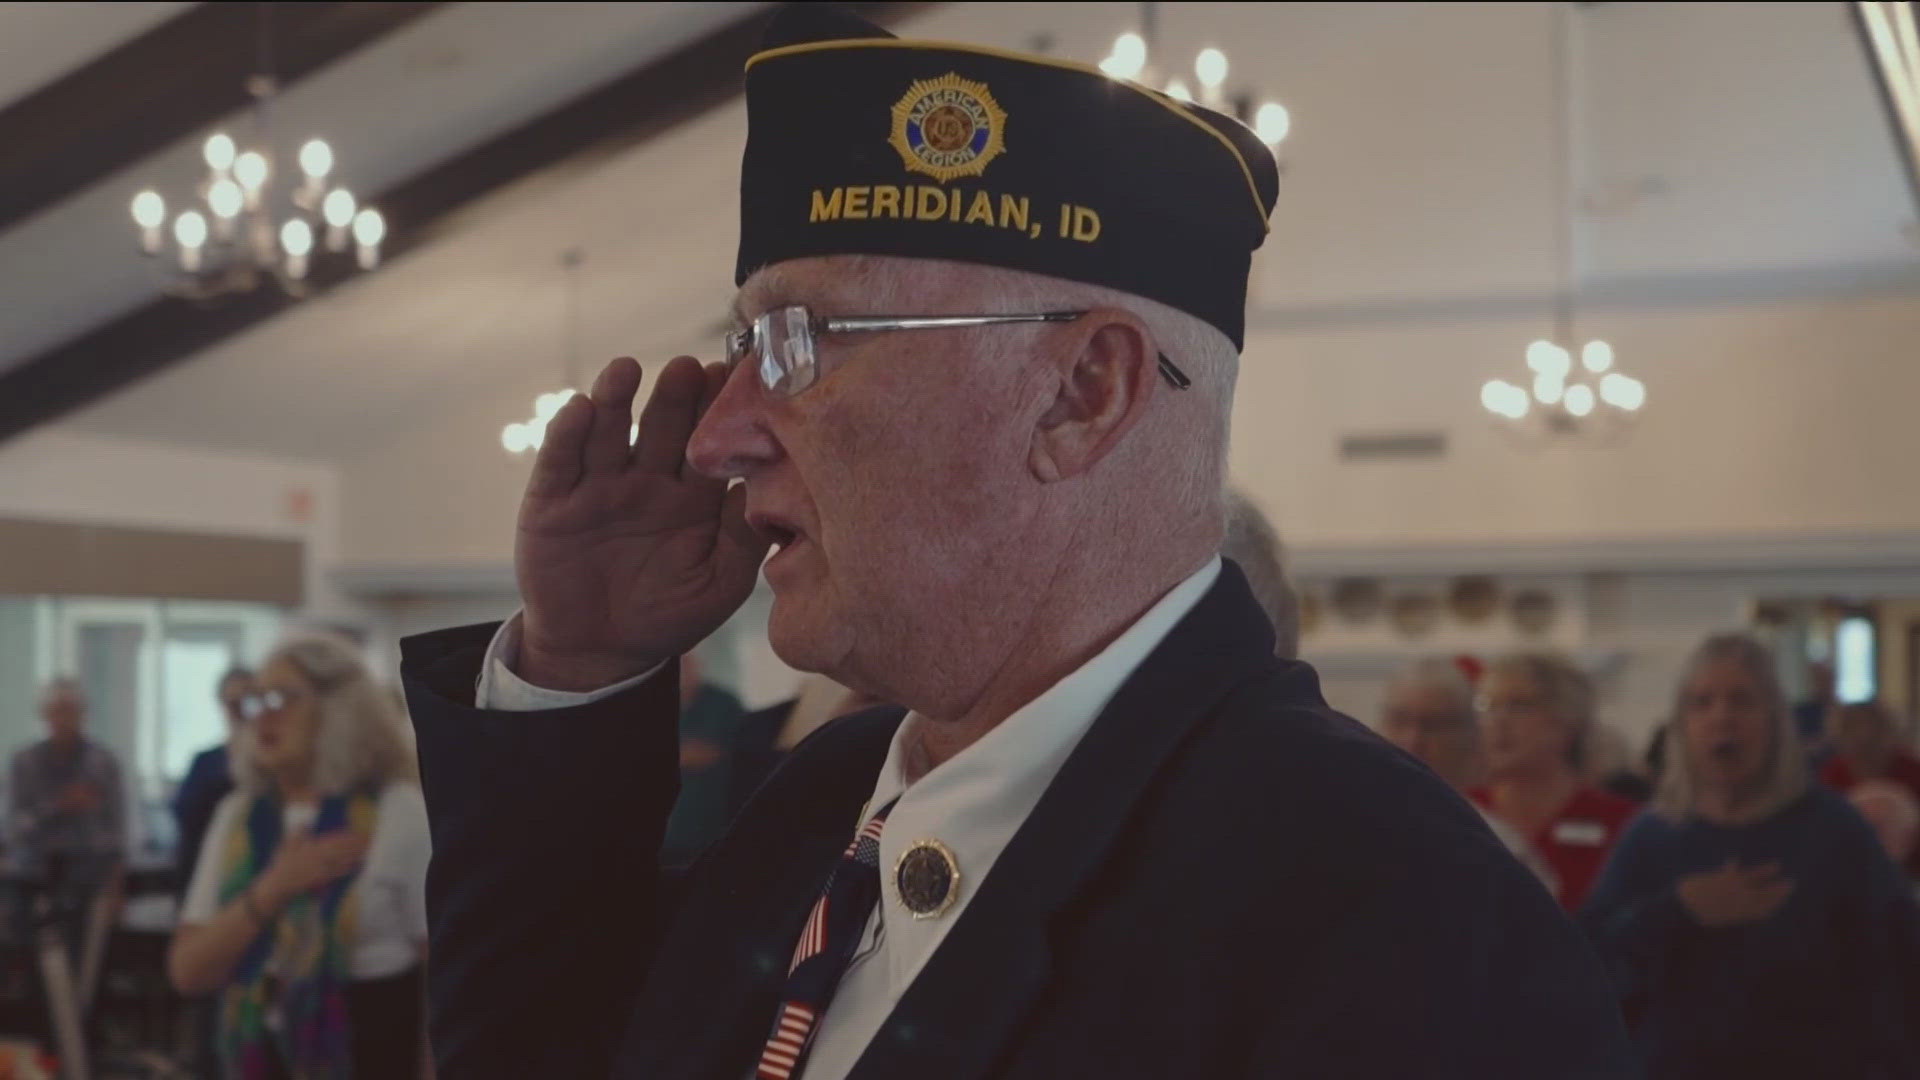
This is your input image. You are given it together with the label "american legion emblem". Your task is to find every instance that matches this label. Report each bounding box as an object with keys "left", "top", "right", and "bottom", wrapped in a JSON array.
[
  {"left": 889, "top": 73, "right": 1007, "bottom": 183},
  {"left": 894, "top": 838, "right": 962, "bottom": 919}
]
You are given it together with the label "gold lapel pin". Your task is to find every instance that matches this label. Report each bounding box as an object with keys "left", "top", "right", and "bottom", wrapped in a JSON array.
[{"left": 893, "top": 838, "right": 961, "bottom": 920}]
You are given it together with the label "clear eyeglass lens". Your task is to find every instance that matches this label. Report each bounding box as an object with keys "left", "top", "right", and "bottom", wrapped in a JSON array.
[
  {"left": 240, "top": 689, "right": 294, "bottom": 720},
  {"left": 756, "top": 306, "right": 819, "bottom": 398}
]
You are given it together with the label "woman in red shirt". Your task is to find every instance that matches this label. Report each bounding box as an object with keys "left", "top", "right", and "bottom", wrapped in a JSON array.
[{"left": 1470, "top": 653, "right": 1637, "bottom": 910}]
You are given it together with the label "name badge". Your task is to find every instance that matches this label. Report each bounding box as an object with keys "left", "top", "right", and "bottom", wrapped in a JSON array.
[{"left": 1553, "top": 820, "right": 1608, "bottom": 846}]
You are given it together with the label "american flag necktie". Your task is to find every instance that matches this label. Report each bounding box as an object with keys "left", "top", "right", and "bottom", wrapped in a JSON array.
[{"left": 756, "top": 797, "right": 899, "bottom": 1080}]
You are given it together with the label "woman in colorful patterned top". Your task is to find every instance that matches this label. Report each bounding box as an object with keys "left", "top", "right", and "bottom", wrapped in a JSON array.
[{"left": 170, "top": 633, "right": 430, "bottom": 1080}]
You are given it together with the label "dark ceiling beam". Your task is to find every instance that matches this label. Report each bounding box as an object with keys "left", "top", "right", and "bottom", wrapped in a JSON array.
[
  {"left": 0, "top": 2, "right": 441, "bottom": 235},
  {"left": 0, "top": 3, "right": 936, "bottom": 445}
]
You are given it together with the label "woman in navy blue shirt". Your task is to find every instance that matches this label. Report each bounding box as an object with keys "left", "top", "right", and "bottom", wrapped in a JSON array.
[{"left": 1583, "top": 634, "right": 1917, "bottom": 1078}]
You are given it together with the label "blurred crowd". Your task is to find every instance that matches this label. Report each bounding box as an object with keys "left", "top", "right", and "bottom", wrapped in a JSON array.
[
  {"left": 1379, "top": 642, "right": 1920, "bottom": 1075},
  {"left": 5, "top": 635, "right": 428, "bottom": 1078},
  {"left": 3, "top": 544, "right": 1917, "bottom": 1077}
]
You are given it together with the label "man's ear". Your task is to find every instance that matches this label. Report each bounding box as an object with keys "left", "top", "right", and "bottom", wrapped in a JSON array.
[{"left": 1028, "top": 309, "right": 1159, "bottom": 483}]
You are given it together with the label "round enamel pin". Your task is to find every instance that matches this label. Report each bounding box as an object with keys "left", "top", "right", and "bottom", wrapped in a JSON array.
[{"left": 893, "top": 839, "right": 962, "bottom": 919}]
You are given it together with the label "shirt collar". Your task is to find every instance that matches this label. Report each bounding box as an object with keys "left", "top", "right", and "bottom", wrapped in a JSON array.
[{"left": 861, "top": 556, "right": 1222, "bottom": 990}]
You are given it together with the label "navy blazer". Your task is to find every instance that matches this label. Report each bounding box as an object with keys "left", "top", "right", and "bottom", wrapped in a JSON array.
[{"left": 403, "top": 564, "right": 1636, "bottom": 1078}]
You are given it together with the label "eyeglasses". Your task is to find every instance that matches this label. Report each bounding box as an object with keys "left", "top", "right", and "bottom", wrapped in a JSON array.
[
  {"left": 234, "top": 688, "right": 304, "bottom": 721},
  {"left": 724, "top": 306, "right": 1193, "bottom": 400}
]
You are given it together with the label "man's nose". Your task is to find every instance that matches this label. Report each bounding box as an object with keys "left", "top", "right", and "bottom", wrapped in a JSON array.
[{"left": 686, "top": 360, "right": 783, "bottom": 480}]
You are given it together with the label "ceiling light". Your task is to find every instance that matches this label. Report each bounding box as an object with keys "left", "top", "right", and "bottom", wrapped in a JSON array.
[
  {"left": 1255, "top": 102, "right": 1290, "bottom": 146},
  {"left": 132, "top": 73, "right": 375, "bottom": 298},
  {"left": 1195, "top": 48, "right": 1228, "bottom": 90},
  {"left": 203, "top": 133, "right": 236, "bottom": 172}
]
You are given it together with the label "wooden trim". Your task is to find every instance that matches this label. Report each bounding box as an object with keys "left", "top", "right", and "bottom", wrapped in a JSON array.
[{"left": 0, "top": 517, "right": 302, "bottom": 605}]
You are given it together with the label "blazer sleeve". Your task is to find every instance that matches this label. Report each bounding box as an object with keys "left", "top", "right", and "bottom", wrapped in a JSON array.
[{"left": 403, "top": 622, "right": 683, "bottom": 1079}]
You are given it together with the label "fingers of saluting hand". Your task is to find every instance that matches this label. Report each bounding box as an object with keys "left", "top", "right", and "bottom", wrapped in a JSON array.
[
  {"left": 525, "top": 357, "right": 644, "bottom": 499},
  {"left": 583, "top": 357, "right": 644, "bottom": 476},
  {"left": 632, "top": 356, "right": 709, "bottom": 478},
  {"left": 526, "top": 385, "right": 595, "bottom": 500}
]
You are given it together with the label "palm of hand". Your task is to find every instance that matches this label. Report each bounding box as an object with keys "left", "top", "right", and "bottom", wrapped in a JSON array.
[
  {"left": 1678, "top": 859, "right": 1794, "bottom": 927},
  {"left": 518, "top": 473, "right": 739, "bottom": 661},
  {"left": 514, "top": 356, "right": 768, "bottom": 684}
]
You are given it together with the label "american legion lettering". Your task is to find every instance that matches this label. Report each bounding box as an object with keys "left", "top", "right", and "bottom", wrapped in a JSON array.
[{"left": 808, "top": 185, "right": 1102, "bottom": 243}]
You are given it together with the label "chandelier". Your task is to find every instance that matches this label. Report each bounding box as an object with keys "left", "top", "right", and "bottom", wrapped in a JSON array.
[
  {"left": 1094, "top": 4, "right": 1290, "bottom": 150},
  {"left": 128, "top": 8, "right": 381, "bottom": 300},
  {"left": 1479, "top": 3, "right": 1644, "bottom": 440}
]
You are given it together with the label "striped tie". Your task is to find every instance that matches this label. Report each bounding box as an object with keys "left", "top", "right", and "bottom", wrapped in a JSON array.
[{"left": 756, "top": 798, "right": 897, "bottom": 1080}]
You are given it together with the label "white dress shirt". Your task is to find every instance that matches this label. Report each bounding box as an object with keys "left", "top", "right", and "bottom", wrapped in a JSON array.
[{"left": 477, "top": 557, "right": 1221, "bottom": 1080}]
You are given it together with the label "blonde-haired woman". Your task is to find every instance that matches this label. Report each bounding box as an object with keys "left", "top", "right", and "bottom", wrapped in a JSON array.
[
  {"left": 1469, "top": 652, "right": 1636, "bottom": 910},
  {"left": 170, "top": 634, "right": 430, "bottom": 1080},
  {"left": 1582, "top": 634, "right": 1916, "bottom": 1078}
]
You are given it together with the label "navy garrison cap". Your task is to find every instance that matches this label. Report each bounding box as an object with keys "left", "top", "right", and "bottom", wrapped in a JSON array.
[{"left": 736, "top": 4, "right": 1280, "bottom": 350}]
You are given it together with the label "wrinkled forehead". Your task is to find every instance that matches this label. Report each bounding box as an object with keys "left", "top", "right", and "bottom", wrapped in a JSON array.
[{"left": 732, "top": 255, "right": 985, "bottom": 323}]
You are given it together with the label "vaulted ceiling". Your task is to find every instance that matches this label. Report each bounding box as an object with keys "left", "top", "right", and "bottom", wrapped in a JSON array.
[{"left": 4, "top": 2, "right": 1915, "bottom": 468}]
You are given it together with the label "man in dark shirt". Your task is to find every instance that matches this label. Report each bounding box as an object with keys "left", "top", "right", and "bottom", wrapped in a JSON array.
[
  {"left": 7, "top": 679, "right": 125, "bottom": 877},
  {"left": 168, "top": 667, "right": 255, "bottom": 895}
]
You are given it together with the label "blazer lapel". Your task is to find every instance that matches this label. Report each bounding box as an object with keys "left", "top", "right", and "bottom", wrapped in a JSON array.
[
  {"left": 640, "top": 708, "right": 906, "bottom": 1080},
  {"left": 844, "top": 562, "right": 1277, "bottom": 1080}
]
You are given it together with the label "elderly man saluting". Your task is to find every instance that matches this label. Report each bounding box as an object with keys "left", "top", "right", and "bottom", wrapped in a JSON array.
[{"left": 402, "top": 7, "right": 1634, "bottom": 1078}]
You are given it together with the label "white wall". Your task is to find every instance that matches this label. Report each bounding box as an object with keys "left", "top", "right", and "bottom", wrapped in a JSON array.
[
  {"left": 0, "top": 426, "right": 359, "bottom": 623},
  {"left": 329, "top": 283, "right": 1920, "bottom": 721},
  {"left": 336, "top": 378, "right": 547, "bottom": 568},
  {"left": 334, "top": 284, "right": 1920, "bottom": 571},
  {"left": 1234, "top": 287, "right": 1920, "bottom": 549}
]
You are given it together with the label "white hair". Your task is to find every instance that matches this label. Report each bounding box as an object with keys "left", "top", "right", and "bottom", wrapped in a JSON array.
[
  {"left": 234, "top": 633, "right": 416, "bottom": 797},
  {"left": 842, "top": 256, "right": 1240, "bottom": 523},
  {"left": 1221, "top": 490, "right": 1299, "bottom": 658},
  {"left": 1485, "top": 652, "right": 1598, "bottom": 772},
  {"left": 1653, "top": 634, "right": 1807, "bottom": 823}
]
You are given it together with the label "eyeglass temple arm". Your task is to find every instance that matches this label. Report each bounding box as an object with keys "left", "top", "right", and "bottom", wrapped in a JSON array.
[{"left": 814, "top": 312, "right": 1191, "bottom": 390}]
